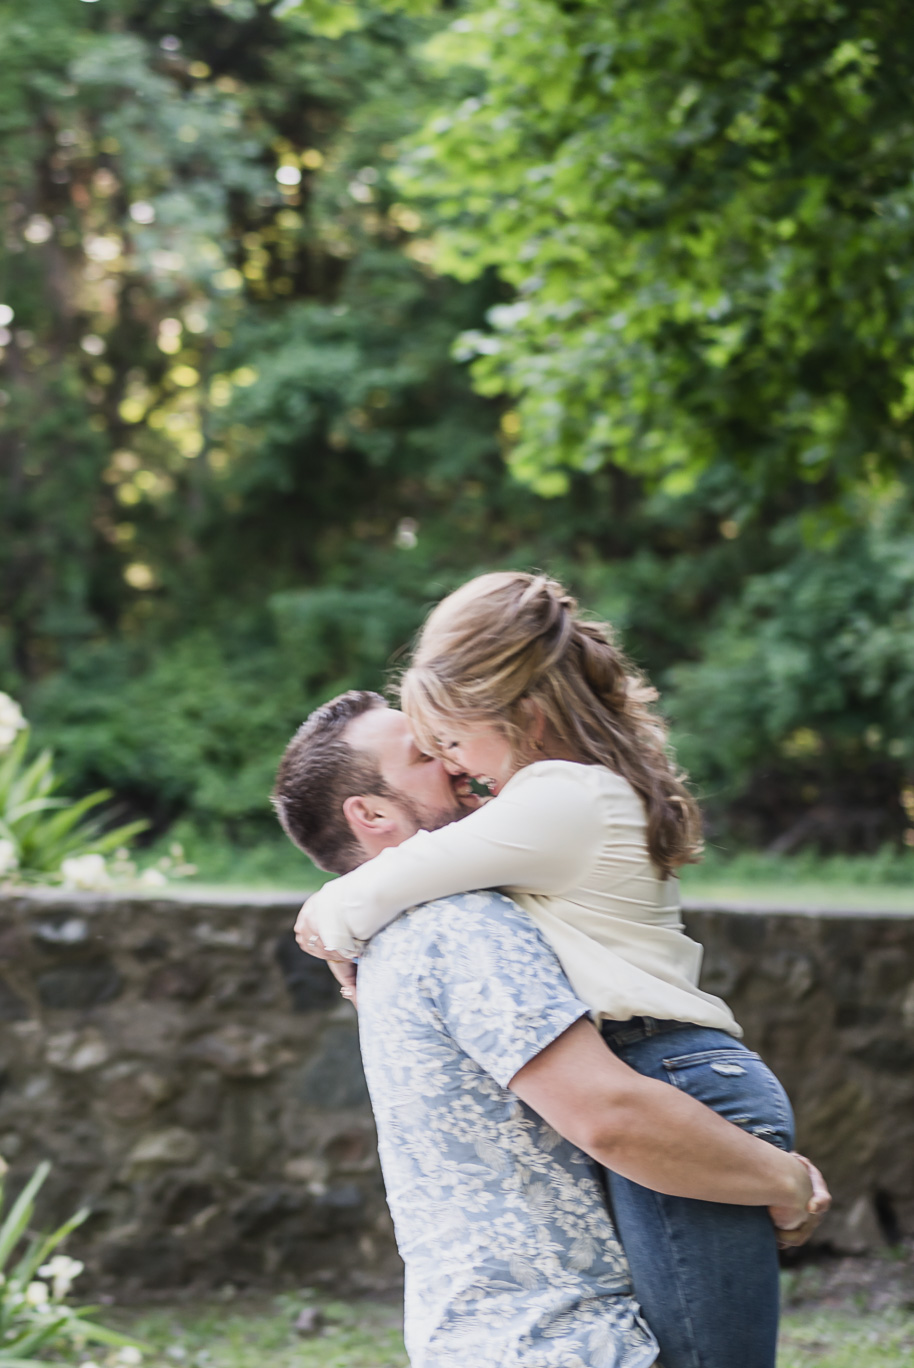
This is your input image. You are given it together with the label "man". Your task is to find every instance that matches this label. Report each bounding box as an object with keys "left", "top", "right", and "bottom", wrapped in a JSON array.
[{"left": 273, "top": 691, "right": 826, "bottom": 1368}]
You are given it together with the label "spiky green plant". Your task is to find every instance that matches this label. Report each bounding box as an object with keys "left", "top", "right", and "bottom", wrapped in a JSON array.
[
  {"left": 0, "top": 728, "right": 147, "bottom": 881},
  {"left": 0, "top": 1160, "right": 144, "bottom": 1364}
]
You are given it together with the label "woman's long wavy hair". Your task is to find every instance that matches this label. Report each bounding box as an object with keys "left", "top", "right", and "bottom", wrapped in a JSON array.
[{"left": 400, "top": 571, "right": 702, "bottom": 877}]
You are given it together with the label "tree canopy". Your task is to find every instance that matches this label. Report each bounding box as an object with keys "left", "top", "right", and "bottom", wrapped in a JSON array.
[
  {"left": 1, "top": 0, "right": 912, "bottom": 861},
  {"left": 406, "top": 0, "right": 914, "bottom": 510}
]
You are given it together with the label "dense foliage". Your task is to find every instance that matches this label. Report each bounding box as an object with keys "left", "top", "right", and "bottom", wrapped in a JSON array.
[
  {"left": 1, "top": 0, "right": 912, "bottom": 862},
  {"left": 410, "top": 0, "right": 914, "bottom": 501},
  {"left": 0, "top": 0, "right": 543, "bottom": 853}
]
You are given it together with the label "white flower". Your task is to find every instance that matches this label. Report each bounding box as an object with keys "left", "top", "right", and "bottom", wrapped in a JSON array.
[
  {"left": 24, "top": 1280, "right": 49, "bottom": 1307},
  {"left": 38, "top": 1255, "right": 84, "bottom": 1300},
  {"left": 0, "top": 692, "right": 26, "bottom": 751},
  {"left": 138, "top": 867, "right": 168, "bottom": 887},
  {"left": 0, "top": 839, "right": 18, "bottom": 878},
  {"left": 114, "top": 1348, "right": 143, "bottom": 1366},
  {"left": 60, "top": 853, "right": 110, "bottom": 890}
]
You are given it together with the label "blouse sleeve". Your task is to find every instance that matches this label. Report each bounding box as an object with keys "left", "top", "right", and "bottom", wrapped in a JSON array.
[{"left": 305, "top": 763, "right": 604, "bottom": 957}]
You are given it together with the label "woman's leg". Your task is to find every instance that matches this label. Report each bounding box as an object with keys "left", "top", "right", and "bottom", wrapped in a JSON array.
[{"left": 600, "top": 1021, "right": 795, "bottom": 1368}]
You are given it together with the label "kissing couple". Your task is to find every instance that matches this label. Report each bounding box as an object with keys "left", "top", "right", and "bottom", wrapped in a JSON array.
[{"left": 274, "top": 571, "right": 830, "bottom": 1368}]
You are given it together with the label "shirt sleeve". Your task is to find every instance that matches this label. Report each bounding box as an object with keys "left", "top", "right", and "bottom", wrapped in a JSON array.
[
  {"left": 306, "top": 763, "right": 604, "bottom": 957},
  {"left": 424, "top": 892, "right": 590, "bottom": 1089}
]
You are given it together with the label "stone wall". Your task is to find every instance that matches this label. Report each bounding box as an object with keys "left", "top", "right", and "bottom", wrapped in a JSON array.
[
  {"left": 684, "top": 900, "right": 914, "bottom": 1256},
  {"left": 0, "top": 887, "right": 911, "bottom": 1291},
  {"left": 0, "top": 888, "right": 391, "bottom": 1295}
]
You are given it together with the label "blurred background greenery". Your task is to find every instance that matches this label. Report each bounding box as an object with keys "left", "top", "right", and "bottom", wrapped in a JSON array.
[{"left": 1, "top": 0, "right": 912, "bottom": 891}]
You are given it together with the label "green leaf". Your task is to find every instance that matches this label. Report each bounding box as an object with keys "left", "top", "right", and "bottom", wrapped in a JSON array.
[
  {"left": 7, "top": 752, "right": 55, "bottom": 813},
  {"left": 0, "top": 733, "right": 30, "bottom": 806},
  {"left": 2, "top": 1315, "right": 71, "bottom": 1357},
  {"left": 4, "top": 797, "right": 66, "bottom": 824},
  {"left": 0, "top": 1163, "right": 50, "bottom": 1269},
  {"left": 70, "top": 1315, "right": 151, "bottom": 1350}
]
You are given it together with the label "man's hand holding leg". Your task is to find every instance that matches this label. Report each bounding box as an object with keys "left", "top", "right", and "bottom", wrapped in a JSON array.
[
  {"left": 510, "top": 1016, "right": 829, "bottom": 1240},
  {"left": 771, "top": 1152, "right": 831, "bottom": 1247}
]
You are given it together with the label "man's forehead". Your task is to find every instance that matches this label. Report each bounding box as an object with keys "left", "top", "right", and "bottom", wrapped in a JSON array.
[{"left": 345, "top": 705, "right": 410, "bottom": 758}]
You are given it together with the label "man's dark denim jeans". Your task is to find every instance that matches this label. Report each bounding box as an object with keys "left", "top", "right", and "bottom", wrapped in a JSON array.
[{"left": 600, "top": 1018, "right": 795, "bottom": 1368}]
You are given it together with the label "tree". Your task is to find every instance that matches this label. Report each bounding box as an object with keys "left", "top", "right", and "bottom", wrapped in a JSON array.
[
  {"left": 404, "top": 0, "right": 914, "bottom": 510},
  {"left": 0, "top": 0, "right": 589, "bottom": 841}
]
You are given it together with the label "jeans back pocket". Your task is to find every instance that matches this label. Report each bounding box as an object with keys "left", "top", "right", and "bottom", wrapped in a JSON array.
[{"left": 662, "top": 1048, "right": 795, "bottom": 1150}]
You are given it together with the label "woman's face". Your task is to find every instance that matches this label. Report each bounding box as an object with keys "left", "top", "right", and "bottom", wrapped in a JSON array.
[{"left": 434, "top": 720, "right": 519, "bottom": 797}]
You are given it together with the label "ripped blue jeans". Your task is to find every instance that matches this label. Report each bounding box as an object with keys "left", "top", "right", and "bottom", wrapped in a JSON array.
[{"left": 600, "top": 1018, "right": 795, "bottom": 1368}]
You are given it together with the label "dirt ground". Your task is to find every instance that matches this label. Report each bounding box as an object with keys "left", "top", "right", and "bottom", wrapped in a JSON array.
[{"left": 781, "top": 1240, "right": 914, "bottom": 1314}]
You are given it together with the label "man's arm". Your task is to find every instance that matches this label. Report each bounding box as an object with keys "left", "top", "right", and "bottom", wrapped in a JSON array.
[{"left": 510, "top": 1017, "right": 826, "bottom": 1226}]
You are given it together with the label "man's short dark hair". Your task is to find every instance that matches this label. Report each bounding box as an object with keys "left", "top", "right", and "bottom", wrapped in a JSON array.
[{"left": 272, "top": 690, "right": 391, "bottom": 874}]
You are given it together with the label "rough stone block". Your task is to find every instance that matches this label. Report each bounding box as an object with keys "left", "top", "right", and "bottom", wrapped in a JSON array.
[
  {"left": 37, "top": 960, "right": 122, "bottom": 1009},
  {"left": 188, "top": 1024, "right": 291, "bottom": 1078},
  {"left": 295, "top": 1025, "right": 370, "bottom": 1110},
  {"left": 274, "top": 931, "right": 340, "bottom": 1012},
  {"left": 127, "top": 1126, "right": 201, "bottom": 1168},
  {"left": 0, "top": 980, "right": 29, "bottom": 1021},
  {"left": 46, "top": 1027, "right": 110, "bottom": 1073}
]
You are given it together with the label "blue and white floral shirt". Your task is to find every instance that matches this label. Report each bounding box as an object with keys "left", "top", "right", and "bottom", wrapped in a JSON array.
[{"left": 357, "top": 890, "right": 658, "bottom": 1368}]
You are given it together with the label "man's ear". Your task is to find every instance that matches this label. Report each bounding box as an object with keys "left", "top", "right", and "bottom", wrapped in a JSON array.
[{"left": 342, "top": 793, "right": 397, "bottom": 841}]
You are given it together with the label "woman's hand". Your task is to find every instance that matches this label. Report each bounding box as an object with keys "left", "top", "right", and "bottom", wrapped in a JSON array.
[
  {"left": 294, "top": 904, "right": 350, "bottom": 962},
  {"left": 769, "top": 1152, "right": 831, "bottom": 1248},
  {"left": 329, "top": 957, "right": 358, "bottom": 1009},
  {"left": 294, "top": 905, "right": 329, "bottom": 958},
  {"left": 294, "top": 905, "right": 358, "bottom": 1005}
]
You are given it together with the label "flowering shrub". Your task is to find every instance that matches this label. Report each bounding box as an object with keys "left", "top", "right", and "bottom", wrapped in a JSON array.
[
  {"left": 58, "top": 846, "right": 197, "bottom": 893},
  {"left": 0, "top": 1158, "right": 142, "bottom": 1365},
  {"left": 0, "top": 693, "right": 147, "bottom": 884}
]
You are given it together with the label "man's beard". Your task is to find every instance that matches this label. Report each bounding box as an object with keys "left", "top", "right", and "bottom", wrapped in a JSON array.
[{"left": 393, "top": 789, "right": 469, "bottom": 835}]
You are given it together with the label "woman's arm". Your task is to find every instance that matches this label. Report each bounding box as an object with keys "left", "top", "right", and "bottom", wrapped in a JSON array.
[{"left": 301, "top": 766, "right": 604, "bottom": 957}]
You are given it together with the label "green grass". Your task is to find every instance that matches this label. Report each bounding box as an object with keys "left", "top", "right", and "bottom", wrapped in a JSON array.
[
  {"left": 778, "top": 1309, "right": 914, "bottom": 1366},
  {"left": 103, "top": 1293, "right": 914, "bottom": 1368},
  {"left": 111, "top": 1295, "right": 408, "bottom": 1368},
  {"left": 682, "top": 845, "right": 914, "bottom": 911}
]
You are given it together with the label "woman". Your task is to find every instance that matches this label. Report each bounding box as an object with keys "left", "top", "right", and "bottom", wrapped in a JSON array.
[{"left": 296, "top": 571, "right": 827, "bottom": 1368}]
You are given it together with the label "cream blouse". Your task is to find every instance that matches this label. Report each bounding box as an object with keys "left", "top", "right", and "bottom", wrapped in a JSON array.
[{"left": 306, "top": 759, "right": 741, "bottom": 1035}]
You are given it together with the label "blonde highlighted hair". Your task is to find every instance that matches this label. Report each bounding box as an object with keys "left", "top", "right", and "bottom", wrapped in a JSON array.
[{"left": 400, "top": 572, "right": 702, "bottom": 876}]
